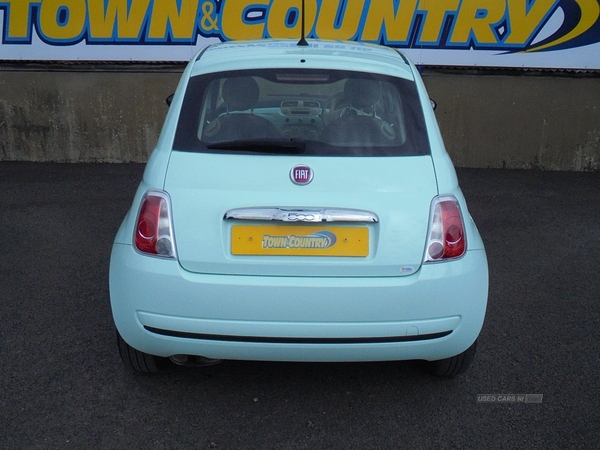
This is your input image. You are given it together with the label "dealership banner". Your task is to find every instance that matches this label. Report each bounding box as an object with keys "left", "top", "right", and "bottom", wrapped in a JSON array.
[{"left": 0, "top": 0, "right": 599, "bottom": 69}]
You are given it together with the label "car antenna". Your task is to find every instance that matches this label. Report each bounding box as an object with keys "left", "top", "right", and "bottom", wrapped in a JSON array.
[{"left": 297, "top": 0, "right": 308, "bottom": 46}]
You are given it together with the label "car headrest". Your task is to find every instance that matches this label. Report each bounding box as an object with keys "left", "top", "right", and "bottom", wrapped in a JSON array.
[
  {"left": 222, "top": 77, "right": 260, "bottom": 112},
  {"left": 344, "top": 78, "right": 382, "bottom": 109}
]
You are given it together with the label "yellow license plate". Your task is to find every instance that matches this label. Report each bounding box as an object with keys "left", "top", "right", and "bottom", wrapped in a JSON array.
[{"left": 231, "top": 225, "right": 369, "bottom": 257}]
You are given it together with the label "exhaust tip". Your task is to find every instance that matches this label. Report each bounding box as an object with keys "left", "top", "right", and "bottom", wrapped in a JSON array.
[{"left": 169, "top": 355, "right": 223, "bottom": 367}]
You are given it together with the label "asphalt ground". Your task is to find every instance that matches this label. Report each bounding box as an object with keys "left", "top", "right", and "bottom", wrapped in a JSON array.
[{"left": 1, "top": 162, "right": 599, "bottom": 449}]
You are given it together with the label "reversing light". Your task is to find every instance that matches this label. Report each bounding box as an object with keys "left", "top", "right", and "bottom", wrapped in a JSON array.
[
  {"left": 425, "top": 196, "right": 466, "bottom": 262},
  {"left": 134, "top": 190, "right": 177, "bottom": 258}
]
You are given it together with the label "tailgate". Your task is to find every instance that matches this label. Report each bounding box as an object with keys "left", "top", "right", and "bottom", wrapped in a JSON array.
[{"left": 164, "top": 151, "right": 438, "bottom": 277}]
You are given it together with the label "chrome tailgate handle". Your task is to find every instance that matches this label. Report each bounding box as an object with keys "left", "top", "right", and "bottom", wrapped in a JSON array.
[{"left": 224, "top": 208, "right": 379, "bottom": 223}]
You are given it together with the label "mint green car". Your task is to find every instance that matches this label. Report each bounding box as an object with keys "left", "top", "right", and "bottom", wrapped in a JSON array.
[{"left": 109, "top": 39, "right": 488, "bottom": 376}]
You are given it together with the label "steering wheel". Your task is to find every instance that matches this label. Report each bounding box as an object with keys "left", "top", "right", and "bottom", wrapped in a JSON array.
[{"left": 322, "top": 92, "right": 351, "bottom": 125}]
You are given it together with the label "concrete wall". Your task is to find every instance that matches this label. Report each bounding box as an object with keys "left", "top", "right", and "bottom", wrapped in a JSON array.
[
  {"left": 1, "top": 65, "right": 599, "bottom": 170},
  {"left": 424, "top": 70, "right": 600, "bottom": 171},
  {"left": 0, "top": 66, "right": 181, "bottom": 163}
]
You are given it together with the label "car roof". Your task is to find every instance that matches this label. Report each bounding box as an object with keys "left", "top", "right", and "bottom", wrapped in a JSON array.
[{"left": 190, "top": 39, "right": 415, "bottom": 81}]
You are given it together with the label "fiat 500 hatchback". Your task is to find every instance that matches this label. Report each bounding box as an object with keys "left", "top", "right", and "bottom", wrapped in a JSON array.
[{"left": 110, "top": 39, "right": 488, "bottom": 377}]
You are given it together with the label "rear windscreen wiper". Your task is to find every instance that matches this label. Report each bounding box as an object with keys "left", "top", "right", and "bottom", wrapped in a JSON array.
[{"left": 206, "top": 138, "right": 307, "bottom": 154}]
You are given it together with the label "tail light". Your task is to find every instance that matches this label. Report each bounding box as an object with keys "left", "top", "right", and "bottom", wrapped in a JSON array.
[
  {"left": 425, "top": 195, "right": 466, "bottom": 262},
  {"left": 134, "top": 190, "right": 177, "bottom": 259}
]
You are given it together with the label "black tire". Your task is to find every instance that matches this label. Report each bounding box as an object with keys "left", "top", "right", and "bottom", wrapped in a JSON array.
[
  {"left": 116, "top": 330, "right": 160, "bottom": 373},
  {"left": 427, "top": 340, "right": 478, "bottom": 378}
]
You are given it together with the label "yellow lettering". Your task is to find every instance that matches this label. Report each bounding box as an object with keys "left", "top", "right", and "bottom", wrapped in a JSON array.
[
  {"left": 39, "top": 0, "right": 86, "bottom": 41},
  {"left": 267, "top": 0, "right": 317, "bottom": 39},
  {"left": 417, "top": 0, "right": 460, "bottom": 43},
  {"left": 221, "top": 0, "right": 269, "bottom": 40},
  {"left": 361, "top": 0, "right": 418, "bottom": 43},
  {"left": 88, "top": 0, "right": 151, "bottom": 40},
  {"left": 3, "top": 0, "right": 39, "bottom": 40},
  {"left": 450, "top": 0, "right": 506, "bottom": 44},
  {"left": 148, "top": 0, "right": 198, "bottom": 40},
  {"left": 505, "top": 0, "right": 557, "bottom": 45},
  {"left": 316, "top": 0, "right": 365, "bottom": 40}
]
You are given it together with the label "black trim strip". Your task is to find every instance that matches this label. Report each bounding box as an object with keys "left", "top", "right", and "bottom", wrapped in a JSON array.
[{"left": 144, "top": 326, "right": 451, "bottom": 344}]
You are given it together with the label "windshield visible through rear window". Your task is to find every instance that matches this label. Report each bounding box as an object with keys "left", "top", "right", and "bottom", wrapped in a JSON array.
[{"left": 173, "top": 69, "right": 430, "bottom": 157}]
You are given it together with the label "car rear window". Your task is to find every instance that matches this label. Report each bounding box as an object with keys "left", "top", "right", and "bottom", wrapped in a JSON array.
[{"left": 173, "top": 69, "right": 430, "bottom": 157}]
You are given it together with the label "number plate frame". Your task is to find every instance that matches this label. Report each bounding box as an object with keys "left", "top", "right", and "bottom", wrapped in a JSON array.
[{"left": 231, "top": 225, "right": 369, "bottom": 257}]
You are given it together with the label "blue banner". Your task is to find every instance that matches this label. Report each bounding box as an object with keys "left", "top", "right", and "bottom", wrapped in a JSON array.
[{"left": 1, "top": 0, "right": 599, "bottom": 68}]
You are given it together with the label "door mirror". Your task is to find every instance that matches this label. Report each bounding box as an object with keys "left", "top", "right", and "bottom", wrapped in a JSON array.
[{"left": 166, "top": 93, "right": 174, "bottom": 107}]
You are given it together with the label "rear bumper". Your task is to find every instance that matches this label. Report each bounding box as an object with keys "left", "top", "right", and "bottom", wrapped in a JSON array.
[{"left": 110, "top": 244, "right": 488, "bottom": 362}]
